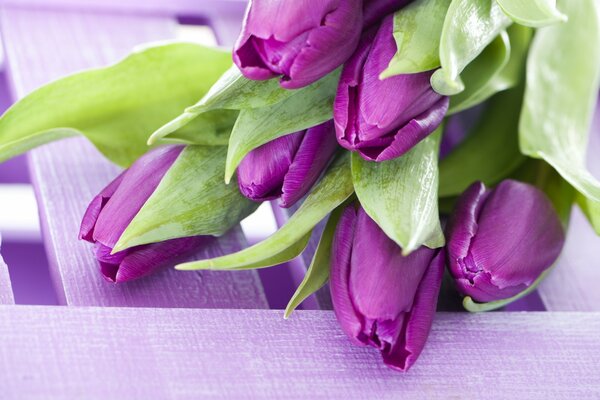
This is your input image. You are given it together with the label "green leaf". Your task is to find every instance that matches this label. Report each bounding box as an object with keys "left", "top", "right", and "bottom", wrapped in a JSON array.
[
  {"left": 578, "top": 195, "right": 600, "bottom": 235},
  {"left": 156, "top": 109, "right": 239, "bottom": 146},
  {"left": 0, "top": 42, "right": 232, "bottom": 167},
  {"left": 448, "top": 25, "right": 531, "bottom": 114},
  {"left": 519, "top": 0, "right": 600, "bottom": 203},
  {"left": 439, "top": 87, "right": 526, "bottom": 198},
  {"left": 224, "top": 70, "right": 340, "bottom": 183},
  {"left": 113, "top": 146, "right": 258, "bottom": 252},
  {"left": 381, "top": 0, "right": 452, "bottom": 78},
  {"left": 176, "top": 153, "right": 354, "bottom": 271},
  {"left": 352, "top": 129, "right": 444, "bottom": 255},
  {"left": 284, "top": 206, "right": 344, "bottom": 318},
  {"left": 431, "top": 0, "right": 512, "bottom": 96},
  {"left": 496, "top": 0, "right": 567, "bottom": 27}
]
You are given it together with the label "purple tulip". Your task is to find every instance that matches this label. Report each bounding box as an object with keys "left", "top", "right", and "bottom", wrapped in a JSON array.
[
  {"left": 334, "top": 15, "right": 449, "bottom": 162},
  {"left": 79, "top": 146, "right": 212, "bottom": 283},
  {"left": 237, "top": 121, "right": 338, "bottom": 208},
  {"left": 330, "top": 204, "right": 445, "bottom": 371},
  {"left": 447, "top": 180, "right": 565, "bottom": 303},
  {"left": 362, "top": 0, "right": 412, "bottom": 28},
  {"left": 233, "top": 0, "right": 363, "bottom": 89}
]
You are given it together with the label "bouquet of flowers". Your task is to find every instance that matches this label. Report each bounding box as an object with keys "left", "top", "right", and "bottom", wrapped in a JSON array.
[{"left": 0, "top": 0, "right": 598, "bottom": 372}]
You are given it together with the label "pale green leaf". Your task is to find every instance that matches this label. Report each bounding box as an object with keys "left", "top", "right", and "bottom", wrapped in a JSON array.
[
  {"left": 176, "top": 154, "right": 354, "bottom": 271},
  {"left": 113, "top": 146, "right": 258, "bottom": 252},
  {"left": 0, "top": 42, "right": 232, "bottom": 167},
  {"left": 352, "top": 129, "right": 444, "bottom": 255},
  {"left": 496, "top": 0, "right": 567, "bottom": 27},
  {"left": 381, "top": 0, "right": 451, "bottom": 78},
  {"left": 519, "top": 0, "right": 600, "bottom": 203},
  {"left": 439, "top": 87, "right": 525, "bottom": 197},
  {"left": 284, "top": 206, "right": 344, "bottom": 318},
  {"left": 448, "top": 25, "right": 531, "bottom": 114},
  {"left": 431, "top": 0, "right": 512, "bottom": 96},
  {"left": 578, "top": 195, "right": 600, "bottom": 235},
  {"left": 224, "top": 70, "right": 340, "bottom": 183}
]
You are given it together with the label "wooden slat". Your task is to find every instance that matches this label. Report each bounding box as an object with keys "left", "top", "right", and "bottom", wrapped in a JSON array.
[
  {"left": 537, "top": 103, "right": 600, "bottom": 311},
  {"left": 0, "top": 235, "right": 14, "bottom": 304},
  {"left": 0, "top": 306, "right": 598, "bottom": 399},
  {"left": 0, "top": 8, "right": 267, "bottom": 308}
]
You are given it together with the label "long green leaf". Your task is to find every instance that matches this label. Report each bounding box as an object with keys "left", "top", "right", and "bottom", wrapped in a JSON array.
[
  {"left": 431, "top": 0, "right": 511, "bottom": 96},
  {"left": 439, "top": 87, "right": 526, "bottom": 197},
  {"left": 519, "top": 0, "right": 600, "bottom": 203},
  {"left": 113, "top": 146, "right": 258, "bottom": 252},
  {"left": 449, "top": 25, "right": 531, "bottom": 114},
  {"left": 284, "top": 206, "right": 344, "bottom": 318},
  {"left": 352, "top": 129, "right": 444, "bottom": 255},
  {"left": 224, "top": 70, "right": 340, "bottom": 183},
  {"left": 0, "top": 42, "right": 232, "bottom": 167},
  {"left": 381, "top": 0, "right": 451, "bottom": 78},
  {"left": 496, "top": 0, "right": 567, "bottom": 27},
  {"left": 176, "top": 154, "right": 354, "bottom": 271}
]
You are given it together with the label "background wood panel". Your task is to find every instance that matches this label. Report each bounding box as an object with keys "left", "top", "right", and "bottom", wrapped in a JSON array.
[
  {"left": 0, "top": 8, "right": 267, "bottom": 308},
  {"left": 0, "top": 306, "right": 599, "bottom": 399},
  {"left": 0, "top": 235, "right": 14, "bottom": 304}
]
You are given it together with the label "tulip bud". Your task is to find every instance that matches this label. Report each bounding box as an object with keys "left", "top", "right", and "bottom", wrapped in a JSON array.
[
  {"left": 330, "top": 204, "right": 444, "bottom": 371},
  {"left": 237, "top": 121, "right": 338, "bottom": 208},
  {"left": 233, "top": 0, "right": 363, "bottom": 89},
  {"left": 446, "top": 180, "right": 565, "bottom": 303},
  {"left": 79, "top": 146, "right": 212, "bottom": 283},
  {"left": 334, "top": 15, "right": 448, "bottom": 162}
]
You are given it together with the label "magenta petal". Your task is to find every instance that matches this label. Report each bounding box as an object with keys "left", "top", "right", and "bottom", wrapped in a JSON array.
[
  {"left": 79, "top": 171, "right": 126, "bottom": 242},
  {"left": 447, "top": 180, "right": 566, "bottom": 302},
  {"left": 234, "top": 0, "right": 363, "bottom": 89},
  {"left": 363, "top": 0, "right": 412, "bottom": 28},
  {"left": 112, "top": 236, "right": 210, "bottom": 283},
  {"left": 330, "top": 206, "right": 365, "bottom": 345},
  {"left": 383, "top": 250, "right": 444, "bottom": 371},
  {"left": 92, "top": 146, "right": 183, "bottom": 248},
  {"left": 280, "top": 121, "right": 338, "bottom": 207},
  {"left": 237, "top": 131, "right": 304, "bottom": 202}
]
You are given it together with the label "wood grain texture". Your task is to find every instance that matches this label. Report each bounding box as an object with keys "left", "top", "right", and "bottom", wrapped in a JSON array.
[
  {"left": 0, "top": 8, "right": 267, "bottom": 308},
  {"left": 0, "top": 235, "right": 15, "bottom": 304},
  {"left": 0, "top": 306, "right": 599, "bottom": 399}
]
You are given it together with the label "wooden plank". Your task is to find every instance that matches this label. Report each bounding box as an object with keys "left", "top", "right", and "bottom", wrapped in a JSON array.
[
  {"left": 0, "top": 8, "right": 267, "bottom": 308},
  {"left": 0, "top": 235, "right": 14, "bottom": 304},
  {"left": 537, "top": 103, "right": 600, "bottom": 311},
  {"left": 0, "top": 306, "right": 598, "bottom": 399}
]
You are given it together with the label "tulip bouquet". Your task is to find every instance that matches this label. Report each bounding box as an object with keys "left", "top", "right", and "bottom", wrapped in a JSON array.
[{"left": 0, "top": 0, "right": 599, "bottom": 371}]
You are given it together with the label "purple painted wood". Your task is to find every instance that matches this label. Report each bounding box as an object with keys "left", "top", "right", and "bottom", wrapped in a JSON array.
[
  {"left": 0, "top": 8, "right": 267, "bottom": 308},
  {"left": 537, "top": 101, "right": 600, "bottom": 311},
  {"left": 0, "top": 306, "right": 599, "bottom": 399},
  {"left": 0, "top": 235, "right": 15, "bottom": 304}
]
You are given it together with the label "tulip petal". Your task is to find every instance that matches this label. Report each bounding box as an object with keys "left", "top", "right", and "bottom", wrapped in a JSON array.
[
  {"left": 237, "top": 131, "right": 304, "bottom": 202},
  {"left": 363, "top": 0, "right": 412, "bottom": 28},
  {"left": 383, "top": 250, "right": 444, "bottom": 371},
  {"left": 92, "top": 146, "right": 183, "bottom": 248},
  {"left": 330, "top": 206, "right": 365, "bottom": 345},
  {"left": 280, "top": 121, "right": 338, "bottom": 207},
  {"left": 79, "top": 171, "right": 126, "bottom": 242}
]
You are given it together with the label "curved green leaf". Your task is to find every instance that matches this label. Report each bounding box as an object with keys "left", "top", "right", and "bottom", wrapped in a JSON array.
[
  {"left": 0, "top": 42, "right": 232, "bottom": 167},
  {"left": 431, "top": 0, "right": 511, "bottom": 96},
  {"left": 449, "top": 25, "right": 531, "bottom": 114},
  {"left": 176, "top": 154, "right": 354, "bottom": 271},
  {"left": 440, "top": 87, "right": 525, "bottom": 197},
  {"left": 352, "top": 129, "right": 444, "bottom": 255},
  {"left": 113, "top": 146, "right": 258, "bottom": 252},
  {"left": 381, "top": 0, "right": 451, "bottom": 78},
  {"left": 496, "top": 0, "right": 567, "bottom": 27},
  {"left": 224, "top": 70, "right": 340, "bottom": 183},
  {"left": 284, "top": 206, "right": 344, "bottom": 318},
  {"left": 519, "top": 0, "right": 600, "bottom": 203}
]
